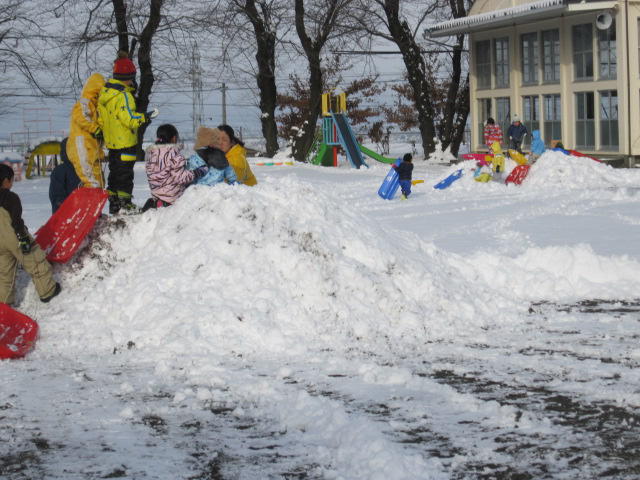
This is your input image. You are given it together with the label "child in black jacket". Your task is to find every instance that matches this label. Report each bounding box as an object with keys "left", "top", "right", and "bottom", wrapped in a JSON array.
[
  {"left": 0, "top": 165, "right": 60, "bottom": 304},
  {"left": 394, "top": 153, "right": 414, "bottom": 200}
]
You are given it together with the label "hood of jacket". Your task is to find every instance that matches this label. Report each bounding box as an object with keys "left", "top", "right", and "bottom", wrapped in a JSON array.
[
  {"left": 196, "top": 146, "right": 229, "bottom": 170},
  {"left": 146, "top": 143, "right": 182, "bottom": 154},
  {"left": 532, "top": 130, "right": 541, "bottom": 141},
  {"left": 99, "top": 78, "right": 135, "bottom": 109},
  {"left": 82, "top": 73, "right": 105, "bottom": 100}
]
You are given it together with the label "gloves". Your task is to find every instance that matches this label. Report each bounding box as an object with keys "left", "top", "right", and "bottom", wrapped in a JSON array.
[
  {"left": 145, "top": 108, "right": 159, "bottom": 121},
  {"left": 17, "top": 235, "right": 32, "bottom": 255},
  {"left": 92, "top": 127, "right": 103, "bottom": 141},
  {"left": 193, "top": 165, "right": 208, "bottom": 180}
]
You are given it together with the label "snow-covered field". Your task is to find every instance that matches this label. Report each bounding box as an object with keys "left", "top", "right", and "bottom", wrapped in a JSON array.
[{"left": 2, "top": 149, "right": 640, "bottom": 479}]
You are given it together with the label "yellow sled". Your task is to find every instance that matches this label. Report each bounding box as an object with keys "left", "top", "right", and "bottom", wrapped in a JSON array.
[
  {"left": 474, "top": 173, "right": 492, "bottom": 183},
  {"left": 508, "top": 149, "right": 528, "bottom": 166}
]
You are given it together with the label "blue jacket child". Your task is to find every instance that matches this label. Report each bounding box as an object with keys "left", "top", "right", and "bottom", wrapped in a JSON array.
[
  {"left": 49, "top": 137, "right": 81, "bottom": 213},
  {"left": 187, "top": 126, "right": 237, "bottom": 186},
  {"left": 531, "top": 130, "right": 545, "bottom": 156},
  {"left": 187, "top": 147, "right": 237, "bottom": 186},
  {"left": 393, "top": 153, "right": 414, "bottom": 199}
]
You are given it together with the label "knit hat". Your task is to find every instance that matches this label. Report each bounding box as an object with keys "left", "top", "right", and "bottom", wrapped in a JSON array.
[
  {"left": 113, "top": 51, "right": 136, "bottom": 81},
  {"left": 195, "top": 127, "right": 222, "bottom": 149},
  {"left": 512, "top": 114, "right": 520, "bottom": 123}
]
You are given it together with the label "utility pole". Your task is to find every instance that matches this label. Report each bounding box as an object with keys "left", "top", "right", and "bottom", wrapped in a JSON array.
[
  {"left": 221, "top": 83, "right": 227, "bottom": 124},
  {"left": 190, "top": 43, "right": 203, "bottom": 139}
]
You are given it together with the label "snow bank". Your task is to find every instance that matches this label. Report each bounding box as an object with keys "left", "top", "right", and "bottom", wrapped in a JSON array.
[
  {"left": 34, "top": 172, "right": 639, "bottom": 365},
  {"left": 526, "top": 151, "right": 639, "bottom": 189},
  {"left": 42, "top": 178, "right": 507, "bottom": 361}
]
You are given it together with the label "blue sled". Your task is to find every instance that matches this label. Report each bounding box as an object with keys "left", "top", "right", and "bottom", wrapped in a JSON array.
[
  {"left": 433, "top": 169, "right": 463, "bottom": 190},
  {"left": 377, "top": 158, "right": 402, "bottom": 199}
]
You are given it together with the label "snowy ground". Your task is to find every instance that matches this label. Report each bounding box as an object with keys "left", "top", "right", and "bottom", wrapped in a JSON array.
[{"left": 2, "top": 149, "right": 640, "bottom": 479}]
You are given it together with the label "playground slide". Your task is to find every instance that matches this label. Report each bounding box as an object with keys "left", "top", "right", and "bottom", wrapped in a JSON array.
[
  {"left": 332, "top": 113, "right": 366, "bottom": 169},
  {"left": 312, "top": 142, "right": 332, "bottom": 166},
  {"left": 358, "top": 144, "right": 396, "bottom": 165}
]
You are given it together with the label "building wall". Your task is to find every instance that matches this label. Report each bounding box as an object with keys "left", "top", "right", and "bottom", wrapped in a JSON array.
[
  {"left": 470, "top": 0, "right": 540, "bottom": 17},
  {"left": 469, "top": 2, "right": 638, "bottom": 157}
]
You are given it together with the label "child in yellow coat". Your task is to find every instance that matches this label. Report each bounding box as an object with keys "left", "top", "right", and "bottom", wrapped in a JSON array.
[
  {"left": 67, "top": 73, "right": 106, "bottom": 188},
  {"left": 217, "top": 125, "right": 258, "bottom": 186}
]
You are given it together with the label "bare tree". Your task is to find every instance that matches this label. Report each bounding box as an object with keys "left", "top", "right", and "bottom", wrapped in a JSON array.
[
  {"left": 435, "top": 0, "right": 469, "bottom": 156},
  {"left": 353, "top": 0, "right": 469, "bottom": 156},
  {"left": 0, "top": 0, "right": 57, "bottom": 112},
  {"left": 223, "top": 0, "right": 286, "bottom": 157},
  {"left": 288, "top": 0, "right": 360, "bottom": 162}
]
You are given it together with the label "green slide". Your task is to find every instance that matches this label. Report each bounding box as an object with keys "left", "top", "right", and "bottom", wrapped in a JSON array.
[
  {"left": 358, "top": 144, "right": 396, "bottom": 164},
  {"left": 312, "top": 142, "right": 334, "bottom": 166}
]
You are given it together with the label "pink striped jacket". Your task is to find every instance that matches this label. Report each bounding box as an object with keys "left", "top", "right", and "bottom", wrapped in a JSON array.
[{"left": 145, "top": 144, "right": 196, "bottom": 205}]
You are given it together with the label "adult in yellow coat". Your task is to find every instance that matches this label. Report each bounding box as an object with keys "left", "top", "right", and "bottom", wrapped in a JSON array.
[
  {"left": 217, "top": 125, "right": 257, "bottom": 186},
  {"left": 67, "top": 73, "right": 106, "bottom": 188}
]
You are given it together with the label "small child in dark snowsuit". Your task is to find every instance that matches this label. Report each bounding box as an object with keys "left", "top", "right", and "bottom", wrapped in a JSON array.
[
  {"left": 393, "top": 153, "right": 414, "bottom": 199},
  {"left": 49, "top": 137, "right": 81, "bottom": 213}
]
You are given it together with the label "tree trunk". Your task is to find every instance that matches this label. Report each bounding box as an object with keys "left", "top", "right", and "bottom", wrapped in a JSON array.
[
  {"left": 449, "top": 73, "right": 469, "bottom": 156},
  {"left": 244, "top": 0, "right": 279, "bottom": 157},
  {"left": 383, "top": 0, "right": 436, "bottom": 156},
  {"left": 292, "top": 49, "right": 323, "bottom": 162},
  {"left": 136, "top": 0, "right": 163, "bottom": 159},
  {"left": 439, "top": 0, "right": 468, "bottom": 156},
  {"left": 111, "top": 0, "right": 129, "bottom": 53}
]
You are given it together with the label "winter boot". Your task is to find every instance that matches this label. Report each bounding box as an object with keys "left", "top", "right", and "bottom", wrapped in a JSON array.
[
  {"left": 41, "top": 282, "right": 61, "bottom": 303},
  {"left": 108, "top": 196, "right": 121, "bottom": 215}
]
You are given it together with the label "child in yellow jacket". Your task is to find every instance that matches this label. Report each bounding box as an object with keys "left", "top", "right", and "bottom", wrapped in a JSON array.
[
  {"left": 67, "top": 73, "right": 105, "bottom": 188},
  {"left": 217, "top": 125, "right": 257, "bottom": 186},
  {"left": 98, "top": 51, "right": 158, "bottom": 214}
]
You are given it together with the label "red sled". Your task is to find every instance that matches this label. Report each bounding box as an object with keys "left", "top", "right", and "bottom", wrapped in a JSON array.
[
  {"left": 568, "top": 149, "right": 602, "bottom": 163},
  {"left": 505, "top": 165, "right": 531, "bottom": 185},
  {"left": 35, "top": 187, "right": 109, "bottom": 263},
  {"left": 462, "top": 153, "right": 493, "bottom": 162},
  {"left": 0, "top": 304, "right": 39, "bottom": 360}
]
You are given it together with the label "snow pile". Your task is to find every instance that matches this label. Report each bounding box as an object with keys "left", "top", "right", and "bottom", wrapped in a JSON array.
[
  {"left": 526, "top": 151, "right": 639, "bottom": 189},
  {"left": 34, "top": 173, "right": 639, "bottom": 364},
  {"left": 43, "top": 178, "right": 510, "bottom": 361}
]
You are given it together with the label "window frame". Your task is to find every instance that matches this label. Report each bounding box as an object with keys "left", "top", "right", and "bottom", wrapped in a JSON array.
[
  {"left": 573, "top": 23, "right": 594, "bottom": 81},
  {"left": 475, "top": 40, "right": 492, "bottom": 89},
  {"left": 597, "top": 22, "right": 617, "bottom": 80},
  {"left": 496, "top": 97, "right": 511, "bottom": 139},
  {"left": 575, "top": 91, "right": 595, "bottom": 149},
  {"left": 542, "top": 29, "right": 560, "bottom": 83},
  {"left": 521, "top": 32, "right": 540, "bottom": 85},
  {"left": 599, "top": 90, "right": 619, "bottom": 150},
  {"left": 494, "top": 37, "right": 510, "bottom": 88},
  {"left": 543, "top": 94, "right": 562, "bottom": 146}
]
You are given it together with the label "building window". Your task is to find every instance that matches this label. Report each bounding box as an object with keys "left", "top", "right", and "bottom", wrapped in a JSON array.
[
  {"left": 575, "top": 92, "right": 595, "bottom": 149},
  {"left": 523, "top": 96, "right": 539, "bottom": 148},
  {"left": 598, "top": 22, "right": 616, "bottom": 79},
  {"left": 573, "top": 24, "right": 594, "bottom": 80},
  {"left": 494, "top": 37, "right": 510, "bottom": 88},
  {"left": 543, "top": 94, "right": 562, "bottom": 145},
  {"left": 599, "top": 90, "right": 618, "bottom": 150},
  {"left": 496, "top": 97, "right": 511, "bottom": 138},
  {"left": 542, "top": 29, "right": 560, "bottom": 83},
  {"left": 521, "top": 32, "right": 539, "bottom": 84},
  {"left": 476, "top": 40, "right": 491, "bottom": 89},
  {"left": 478, "top": 98, "right": 492, "bottom": 145}
]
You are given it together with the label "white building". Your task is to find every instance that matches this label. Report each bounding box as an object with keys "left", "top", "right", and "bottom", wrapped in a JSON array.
[{"left": 427, "top": 0, "right": 640, "bottom": 165}]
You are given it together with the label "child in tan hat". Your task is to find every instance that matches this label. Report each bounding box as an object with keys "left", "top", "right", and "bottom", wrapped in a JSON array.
[{"left": 186, "top": 127, "right": 237, "bottom": 186}]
